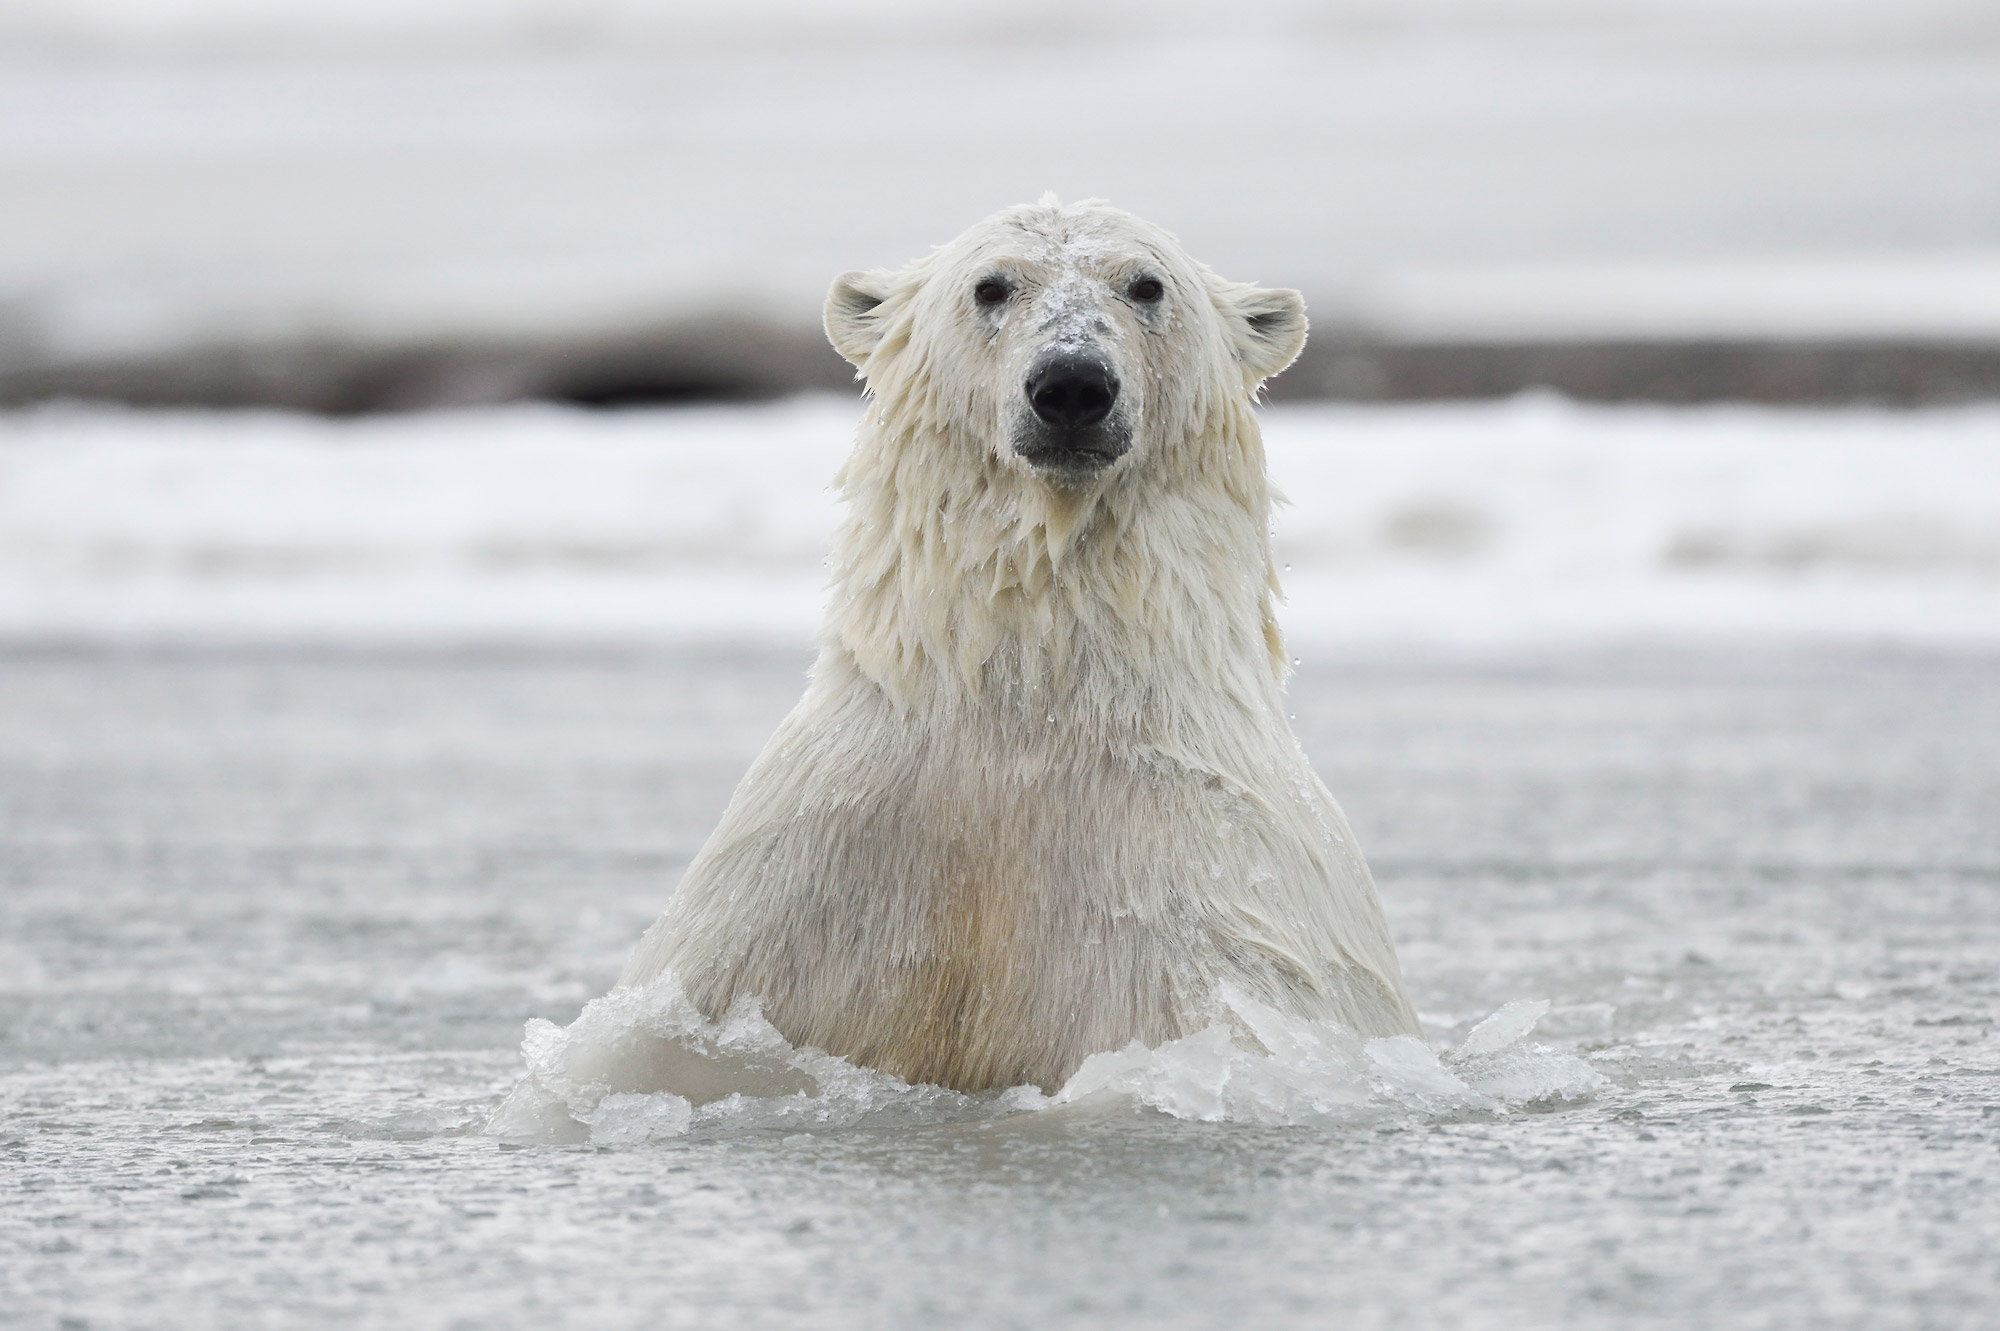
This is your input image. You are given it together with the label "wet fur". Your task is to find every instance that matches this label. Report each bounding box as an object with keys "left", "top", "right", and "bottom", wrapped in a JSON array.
[{"left": 620, "top": 199, "right": 1420, "bottom": 1091}]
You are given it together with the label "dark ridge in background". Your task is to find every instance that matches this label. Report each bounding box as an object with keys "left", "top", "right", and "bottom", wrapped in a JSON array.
[
  {"left": 0, "top": 321, "right": 853, "bottom": 416},
  {"left": 1284, "top": 337, "right": 2000, "bottom": 408},
  {"left": 4, "top": 321, "right": 1998, "bottom": 413}
]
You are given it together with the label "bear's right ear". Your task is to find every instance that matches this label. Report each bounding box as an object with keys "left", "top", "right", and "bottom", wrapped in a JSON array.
[{"left": 824, "top": 269, "right": 895, "bottom": 368}]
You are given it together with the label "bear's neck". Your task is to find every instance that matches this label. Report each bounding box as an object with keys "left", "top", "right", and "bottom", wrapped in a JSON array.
[{"left": 820, "top": 402, "right": 1289, "bottom": 730}]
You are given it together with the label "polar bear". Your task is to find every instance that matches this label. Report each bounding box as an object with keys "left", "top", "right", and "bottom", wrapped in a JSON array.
[{"left": 619, "top": 198, "right": 1420, "bottom": 1093}]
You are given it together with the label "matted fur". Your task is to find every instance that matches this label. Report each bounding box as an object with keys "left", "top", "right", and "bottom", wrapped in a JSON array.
[{"left": 620, "top": 199, "right": 1420, "bottom": 1091}]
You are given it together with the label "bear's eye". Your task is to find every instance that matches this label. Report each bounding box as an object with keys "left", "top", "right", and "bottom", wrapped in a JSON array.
[
  {"left": 973, "top": 279, "right": 1010, "bottom": 307},
  {"left": 1128, "top": 277, "right": 1164, "bottom": 304}
]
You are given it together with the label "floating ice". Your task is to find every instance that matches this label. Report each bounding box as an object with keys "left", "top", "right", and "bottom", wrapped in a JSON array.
[
  {"left": 486, "top": 975, "right": 999, "bottom": 1144},
  {"left": 488, "top": 976, "right": 1602, "bottom": 1144},
  {"left": 1455, "top": 997, "right": 1551, "bottom": 1059},
  {"left": 1054, "top": 987, "right": 1600, "bottom": 1125}
]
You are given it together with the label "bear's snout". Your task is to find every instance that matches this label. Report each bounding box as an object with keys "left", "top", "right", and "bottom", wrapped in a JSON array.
[
  {"left": 1027, "top": 353, "right": 1118, "bottom": 431},
  {"left": 1016, "top": 350, "right": 1129, "bottom": 476}
]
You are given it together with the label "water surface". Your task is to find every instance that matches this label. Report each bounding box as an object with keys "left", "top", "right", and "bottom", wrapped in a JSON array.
[{"left": 4, "top": 646, "right": 1996, "bottom": 1328}]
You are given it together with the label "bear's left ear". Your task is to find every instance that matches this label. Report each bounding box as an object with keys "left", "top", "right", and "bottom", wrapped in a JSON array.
[
  {"left": 824, "top": 269, "right": 897, "bottom": 369},
  {"left": 1213, "top": 281, "right": 1309, "bottom": 385}
]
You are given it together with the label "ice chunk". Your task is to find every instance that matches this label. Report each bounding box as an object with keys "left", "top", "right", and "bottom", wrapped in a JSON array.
[
  {"left": 586, "top": 1092, "right": 694, "bottom": 1146},
  {"left": 488, "top": 972, "right": 996, "bottom": 1143},
  {"left": 1440, "top": 1000, "right": 1606, "bottom": 1107},
  {"left": 1367, "top": 1036, "right": 1482, "bottom": 1101},
  {"left": 1454, "top": 998, "right": 1551, "bottom": 1060},
  {"left": 1051, "top": 990, "right": 1596, "bottom": 1126},
  {"left": 488, "top": 976, "right": 1602, "bottom": 1142},
  {"left": 1455, "top": 1046, "right": 1605, "bottom": 1106}
]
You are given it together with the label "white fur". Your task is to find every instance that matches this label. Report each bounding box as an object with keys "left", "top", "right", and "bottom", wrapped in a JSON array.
[{"left": 620, "top": 199, "right": 1419, "bottom": 1091}]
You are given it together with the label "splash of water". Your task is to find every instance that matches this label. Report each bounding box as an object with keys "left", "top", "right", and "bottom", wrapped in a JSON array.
[{"left": 487, "top": 976, "right": 1602, "bottom": 1145}]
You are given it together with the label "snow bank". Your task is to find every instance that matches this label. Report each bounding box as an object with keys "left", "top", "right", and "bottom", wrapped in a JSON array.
[
  {"left": 2, "top": 395, "right": 1996, "bottom": 648},
  {"left": 1356, "top": 255, "right": 2000, "bottom": 343}
]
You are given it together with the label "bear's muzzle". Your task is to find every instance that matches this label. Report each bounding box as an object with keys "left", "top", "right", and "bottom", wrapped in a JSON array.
[{"left": 1015, "top": 350, "right": 1130, "bottom": 476}]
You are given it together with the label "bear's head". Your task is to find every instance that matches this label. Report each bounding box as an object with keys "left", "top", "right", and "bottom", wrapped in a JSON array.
[{"left": 823, "top": 198, "right": 1306, "bottom": 489}]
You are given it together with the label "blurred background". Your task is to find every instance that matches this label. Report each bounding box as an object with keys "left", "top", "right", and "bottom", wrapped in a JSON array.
[{"left": 2, "top": 0, "right": 1998, "bottom": 645}]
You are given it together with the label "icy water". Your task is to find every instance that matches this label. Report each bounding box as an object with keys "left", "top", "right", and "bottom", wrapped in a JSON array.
[{"left": 4, "top": 645, "right": 1998, "bottom": 1329}]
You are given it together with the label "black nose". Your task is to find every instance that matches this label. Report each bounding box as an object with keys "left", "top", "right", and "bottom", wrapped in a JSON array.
[{"left": 1027, "top": 355, "right": 1118, "bottom": 431}]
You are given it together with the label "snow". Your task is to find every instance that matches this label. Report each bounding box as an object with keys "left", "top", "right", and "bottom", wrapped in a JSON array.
[
  {"left": 3, "top": 395, "right": 1995, "bottom": 648},
  {"left": 1355, "top": 255, "right": 2000, "bottom": 343}
]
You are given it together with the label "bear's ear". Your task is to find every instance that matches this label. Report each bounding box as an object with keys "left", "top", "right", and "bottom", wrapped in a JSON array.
[
  {"left": 824, "top": 269, "right": 896, "bottom": 368},
  {"left": 1214, "top": 281, "right": 1309, "bottom": 385}
]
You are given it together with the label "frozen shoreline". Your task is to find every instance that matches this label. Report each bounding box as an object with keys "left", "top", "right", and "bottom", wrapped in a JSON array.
[{"left": 3, "top": 395, "right": 1996, "bottom": 650}]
